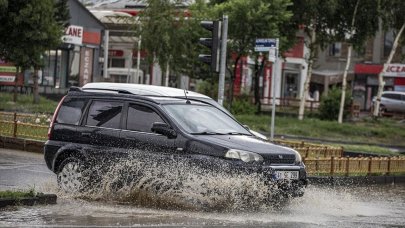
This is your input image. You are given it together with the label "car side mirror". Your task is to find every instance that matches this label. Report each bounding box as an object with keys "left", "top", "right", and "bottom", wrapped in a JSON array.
[
  {"left": 151, "top": 122, "right": 177, "bottom": 139},
  {"left": 243, "top": 125, "right": 250, "bottom": 130}
]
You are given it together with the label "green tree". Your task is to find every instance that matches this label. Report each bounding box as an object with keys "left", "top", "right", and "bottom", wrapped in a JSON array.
[
  {"left": 373, "top": 0, "right": 405, "bottom": 117},
  {"left": 333, "top": 0, "right": 379, "bottom": 123},
  {"left": 137, "top": 0, "right": 191, "bottom": 86},
  {"left": 0, "top": 0, "right": 64, "bottom": 103},
  {"left": 292, "top": 0, "right": 338, "bottom": 120},
  {"left": 212, "top": 0, "right": 295, "bottom": 111}
]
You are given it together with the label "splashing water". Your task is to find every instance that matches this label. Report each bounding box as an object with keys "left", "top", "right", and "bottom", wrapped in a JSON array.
[{"left": 66, "top": 149, "right": 291, "bottom": 211}]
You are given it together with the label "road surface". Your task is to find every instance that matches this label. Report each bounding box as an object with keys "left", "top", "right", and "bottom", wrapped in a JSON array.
[{"left": 0, "top": 148, "right": 404, "bottom": 227}]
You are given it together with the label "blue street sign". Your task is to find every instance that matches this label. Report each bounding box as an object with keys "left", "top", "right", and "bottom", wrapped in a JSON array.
[{"left": 255, "top": 38, "right": 277, "bottom": 51}]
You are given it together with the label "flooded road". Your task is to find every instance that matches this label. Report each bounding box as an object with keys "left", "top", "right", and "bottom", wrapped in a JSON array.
[
  {"left": 1, "top": 184, "right": 404, "bottom": 227},
  {"left": 1, "top": 148, "right": 405, "bottom": 227}
]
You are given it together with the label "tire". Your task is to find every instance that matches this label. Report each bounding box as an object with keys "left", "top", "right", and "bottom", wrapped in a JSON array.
[
  {"left": 379, "top": 105, "right": 387, "bottom": 116},
  {"left": 57, "top": 157, "right": 87, "bottom": 193}
]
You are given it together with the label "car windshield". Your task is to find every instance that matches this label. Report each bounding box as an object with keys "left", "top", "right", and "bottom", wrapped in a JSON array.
[{"left": 163, "top": 103, "right": 252, "bottom": 135}]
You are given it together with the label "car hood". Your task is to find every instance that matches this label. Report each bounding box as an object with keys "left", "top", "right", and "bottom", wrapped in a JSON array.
[{"left": 193, "top": 135, "right": 296, "bottom": 155}]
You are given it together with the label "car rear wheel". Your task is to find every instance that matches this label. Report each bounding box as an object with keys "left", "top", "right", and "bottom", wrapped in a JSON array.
[{"left": 57, "top": 157, "right": 86, "bottom": 193}]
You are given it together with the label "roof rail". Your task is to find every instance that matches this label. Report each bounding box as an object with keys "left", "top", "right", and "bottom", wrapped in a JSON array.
[
  {"left": 81, "top": 88, "right": 133, "bottom": 94},
  {"left": 69, "top": 86, "right": 82, "bottom": 92}
]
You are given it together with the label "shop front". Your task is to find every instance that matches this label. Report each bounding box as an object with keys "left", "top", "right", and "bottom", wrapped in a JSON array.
[
  {"left": 353, "top": 63, "right": 405, "bottom": 110},
  {"left": 39, "top": 0, "right": 105, "bottom": 94}
]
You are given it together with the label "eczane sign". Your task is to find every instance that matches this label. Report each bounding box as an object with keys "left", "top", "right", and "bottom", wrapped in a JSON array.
[
  {"left": 385, "top": 64, "right": 405, "bottom": 77},
  {"left": 62, "top": 25, "right": 83, "bottom": 45}
]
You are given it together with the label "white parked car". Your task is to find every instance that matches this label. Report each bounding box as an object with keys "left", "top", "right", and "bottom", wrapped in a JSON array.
[{"left": 373, "top": 91, "right": 405, "bottom": 114}]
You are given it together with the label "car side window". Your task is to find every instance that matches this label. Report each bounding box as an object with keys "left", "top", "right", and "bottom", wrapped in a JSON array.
[
  {"left": 127, "top": 104, "right": 164, "bottom": 133},
  {"left": 56, "top": 98, "right": 87, "bottom": 125},
  {"left": 384, "top": 93, "right": 401, "bottom": 100},
  {"left": 86, "top": 100, "right": 123, "bottom": 129}
]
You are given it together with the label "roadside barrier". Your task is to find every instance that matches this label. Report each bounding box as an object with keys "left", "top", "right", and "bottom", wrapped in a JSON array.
[
  {"left": 1, "top": 111, "right": 404, "bottom": 176},
  {"left": 0, "top": 112, "right": 49, "bottom": 140},
  {"left": 273, "top": 139, "right": 344, "bottom": 158},
  {"left": 304, "top": 156, "right": 405, "bottom": 176}
]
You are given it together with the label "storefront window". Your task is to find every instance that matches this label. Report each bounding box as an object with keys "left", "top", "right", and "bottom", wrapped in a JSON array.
[
  {"left": 69, "top": 46, "right": 80, "bottom": 87},
  {"left": 283, "top": 72, "right": 299, "bottom": 98}
]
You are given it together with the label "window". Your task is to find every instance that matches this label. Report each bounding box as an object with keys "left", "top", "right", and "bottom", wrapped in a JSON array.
[
  {"left": 56, "top": 98, "right": 87, "bottom": 125},
  {"left": 111, "top": 58, "right": 125, "bottom": 68},
  {"left": 126, "top": 104, "right": 164, "bottom": 133},
  {"left": 329, "top": 42, "right": 342, "bottom": 57},
  {"left": 86, "top": 101, "right": 123, "bottom": 128},
  {"left": 383, "top": 93, "right": 401, "bottom": 100}
]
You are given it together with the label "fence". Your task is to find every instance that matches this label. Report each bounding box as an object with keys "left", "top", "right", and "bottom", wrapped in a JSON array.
[
  {"left": 0, "top": 112, "right": 49, "bottom": 140},
  {"left": 1, "top": 111, "right": 404, "bottom": 176},
  {"left": 304, "top": 156, "right": 405, "bottom": 175},
  {"left": 257, "top": 96, "right": 320, "bottom": 113},
  {"left": 274, "top": 139, "right": 344, "bottom": 158}
]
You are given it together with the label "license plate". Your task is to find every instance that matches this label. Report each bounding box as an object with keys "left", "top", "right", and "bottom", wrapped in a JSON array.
[{"left": 274, "top": 171, "right": 299, "bottom": 180}]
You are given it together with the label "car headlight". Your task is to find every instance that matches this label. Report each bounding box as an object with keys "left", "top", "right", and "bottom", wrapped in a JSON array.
[
  {"left": 294, "top": 150, "right": 302, "bottom": 164},
  {"left": 225, "top": 149, "right": 263, "bottom": 163}
]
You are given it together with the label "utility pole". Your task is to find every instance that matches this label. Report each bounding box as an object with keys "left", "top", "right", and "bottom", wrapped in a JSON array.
[{"left": 217, "top": 15, "right": 228, "bottom": 106}]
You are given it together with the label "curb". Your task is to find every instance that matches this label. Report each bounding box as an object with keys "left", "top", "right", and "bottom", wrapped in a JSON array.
[
  {"left": 308, "top": 175, "right": 405, "bottom": 186},
  {"left": 0, "top": 136, "right": 44, "bottom": 154},
  {"left": 0, "top": 194, "right": 57, "bottom": 208}
]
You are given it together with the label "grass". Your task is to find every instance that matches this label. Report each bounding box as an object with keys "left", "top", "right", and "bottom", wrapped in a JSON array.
[
  {"left": 0, "top": 189, "right": 36, "bottom": 199},
  {"left": 331, "top": 144, "right": 400, "bottom": 156},
  {"left": 236, "top": 114, "right": 405, "bottom": 148},
  {"left": 0, "top": 92, "right": 57, "bottom": 113}
]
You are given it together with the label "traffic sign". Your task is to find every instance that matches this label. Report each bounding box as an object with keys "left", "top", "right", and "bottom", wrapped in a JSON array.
[{"left": 254, "top": 38, "right": 277, "bottom": 52}]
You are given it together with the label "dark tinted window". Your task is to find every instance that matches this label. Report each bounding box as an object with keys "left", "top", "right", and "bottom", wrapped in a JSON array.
[
  {"left": 127, "top": 104, "right": 164, "bottom": 133},
  {"left": 86, "top": 100, "right": 123, "bottom": 128},
  {"left": 56, "top": 98, "right": 86, "bottom": 125}
]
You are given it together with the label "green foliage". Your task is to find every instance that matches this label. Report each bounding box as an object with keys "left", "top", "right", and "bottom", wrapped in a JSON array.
[
  {"left": 318, "top": 87, "right": 351, "bottom": 120},
  {"left": 291, "top": 0, "right": 339, "bottom": 51},
  {"left": 332, "top": 0, "right": 379, "bottom": 51},
  {"left": 137, "top": 0, "right": 209, "bottom": 80},
  {"left": 235, "top": 114, "right": 405, "bottom": 147},
  {"left": 0, "top": 0, "right": 64, "bottom": 69},
  {"left": 0, "top": 189, "right": 36, "bottom": 199},
  {"left": 229, "top": 95, "right": 256, "bottom": 115},
  {"left": 196, "top": 80, "right": 218, "bottom": 100},
  {"left": 54, "top": 0, "right": 70, "bottom": 28},
  {"left": 0, "top": 92, "right": 57, "bottom": 113}
]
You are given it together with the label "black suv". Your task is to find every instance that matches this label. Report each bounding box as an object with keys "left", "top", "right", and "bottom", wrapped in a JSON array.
[{"left": 44, "top": 83, "right": 307, "bottom": 198}]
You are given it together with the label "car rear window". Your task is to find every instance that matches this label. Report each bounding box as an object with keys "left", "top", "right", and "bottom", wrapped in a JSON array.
[
  {"left": 86, "top": 100, "right": 123, "bottom": 129},
  {"left": 56, "top": 98, "right": 87, "bottom": 125}
]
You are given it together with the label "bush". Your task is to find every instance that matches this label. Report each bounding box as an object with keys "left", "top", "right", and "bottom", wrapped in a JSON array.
[
  {"left": 318, "top": 87, "right": 351, "bottom": 120},
  {"left": 196, "top": 80, "right": 218, "bottom": 100},
  {"left": 229, "top": 95, "right": 256, "bottom": 115}
]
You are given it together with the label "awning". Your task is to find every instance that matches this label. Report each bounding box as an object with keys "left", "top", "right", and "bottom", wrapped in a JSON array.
[{"left": 354, "top": 63, "right": 383, "bottom": 74}]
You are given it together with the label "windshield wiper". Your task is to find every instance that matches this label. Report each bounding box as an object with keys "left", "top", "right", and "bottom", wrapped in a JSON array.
[
  {"left": 191, "top": 131, "right": 226, "bottom": 135},
  {"left": 225, "top": 132, "right": 252, "bottom": 136}
]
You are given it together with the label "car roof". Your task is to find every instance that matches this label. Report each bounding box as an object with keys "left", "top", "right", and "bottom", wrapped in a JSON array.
[
  {"left": 77, "top": 82, "right": 233, "bottom": 116},
  {"left": 382, "top": 91, "right": 405, "bottom": 95},
  {"left": 82, "top": 82, "right": 210, "bottom": 98}
]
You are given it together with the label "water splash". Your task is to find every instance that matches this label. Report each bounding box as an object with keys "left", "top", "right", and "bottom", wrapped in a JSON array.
[{"left": 65, "top": 150, "right": 289, "bottom": 211}]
